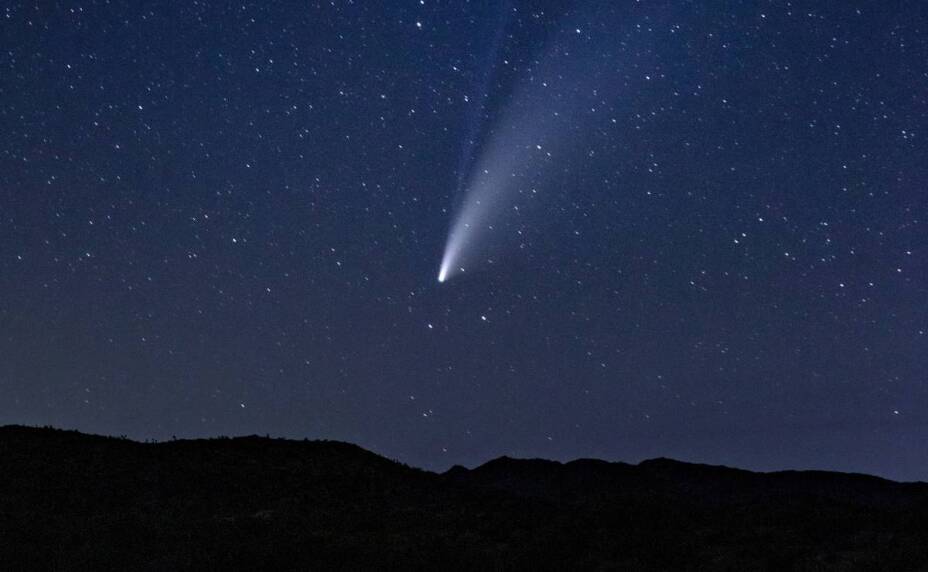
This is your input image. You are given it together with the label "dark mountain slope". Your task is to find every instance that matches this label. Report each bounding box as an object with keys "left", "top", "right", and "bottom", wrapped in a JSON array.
[{"left": 1, "top": 425, "right": 927, "bottom": 571}]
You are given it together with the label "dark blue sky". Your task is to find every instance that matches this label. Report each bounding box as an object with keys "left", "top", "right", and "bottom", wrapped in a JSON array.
[{"left": 1, "top": 1, "right": 926, "bottom": 480}]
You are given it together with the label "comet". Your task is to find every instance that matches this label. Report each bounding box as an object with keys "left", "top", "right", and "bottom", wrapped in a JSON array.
[
  {"left": 437, "top": 58, "right": 581, "bottom": 283},
  {"left": 437, "top": 137, "right": 533, "bottom": 284},
  {"left": 437, "top": 5, "right": 640, "bottom": 284}
]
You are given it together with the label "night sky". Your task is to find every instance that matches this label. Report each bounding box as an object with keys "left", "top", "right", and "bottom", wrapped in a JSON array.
[{"left": 2, "top": 1, "right": 926, "bottom": 481}]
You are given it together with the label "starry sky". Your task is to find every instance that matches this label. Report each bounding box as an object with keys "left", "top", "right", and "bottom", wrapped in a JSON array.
[{"left": 1, "top": 1, "right": 926, "bottom": 481}]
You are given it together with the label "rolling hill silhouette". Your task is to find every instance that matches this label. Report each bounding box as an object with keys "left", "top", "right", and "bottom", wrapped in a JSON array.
[{"left": 1, "top": 425, "right": 926, "bottom": 570}]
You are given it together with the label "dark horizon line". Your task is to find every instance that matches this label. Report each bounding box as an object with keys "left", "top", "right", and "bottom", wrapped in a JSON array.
[{"left": 3, "top": 423, "right": 923, "bottom": 486}]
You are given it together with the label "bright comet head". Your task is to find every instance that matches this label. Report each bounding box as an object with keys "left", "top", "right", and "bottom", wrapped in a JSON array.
[{"left": 437, "top": 218, "right": 468, "bottom": 284}]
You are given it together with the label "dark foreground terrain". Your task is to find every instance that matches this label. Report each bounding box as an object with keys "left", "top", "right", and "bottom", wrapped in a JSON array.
[{"left": 1, "top": 426, "right": 927, "bottom": 571}]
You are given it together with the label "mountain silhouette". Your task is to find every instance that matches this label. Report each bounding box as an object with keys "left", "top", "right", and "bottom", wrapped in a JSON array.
[{"left": 1, "top": 425, "right": 926, "bottom": 570}]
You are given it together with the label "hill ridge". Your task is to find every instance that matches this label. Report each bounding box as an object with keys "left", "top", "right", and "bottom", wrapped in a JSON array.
[{"left": 2, "top": 425, "right": 927, "bottom": 570}]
